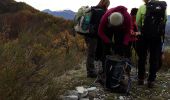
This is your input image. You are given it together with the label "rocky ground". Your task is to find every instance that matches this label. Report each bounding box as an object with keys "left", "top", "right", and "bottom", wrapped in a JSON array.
[{"left": 54, "top": 61, "right": 170, "bottom": 100}]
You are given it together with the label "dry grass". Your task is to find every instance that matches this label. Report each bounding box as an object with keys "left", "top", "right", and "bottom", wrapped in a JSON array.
[{"left": 0, "top": 28, "right": 86, "bottom": 100}]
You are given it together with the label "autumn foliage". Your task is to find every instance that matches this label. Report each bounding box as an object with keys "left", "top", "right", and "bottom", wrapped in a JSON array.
[{"left": 0, "top": 0, "right": 87, "bottom": 99}]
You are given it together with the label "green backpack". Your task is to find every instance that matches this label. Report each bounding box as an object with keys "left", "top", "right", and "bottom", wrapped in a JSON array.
[{"left": 74, "top": 6, "right": 92, "bottom": 34}]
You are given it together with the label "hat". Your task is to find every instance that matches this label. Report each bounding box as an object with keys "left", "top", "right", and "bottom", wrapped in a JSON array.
[
  {"left": 109, "top": 12, "right": 124, "bottom": 26},
  {"left": 97, "top": 0, "right": 110, "bottom": 8}
]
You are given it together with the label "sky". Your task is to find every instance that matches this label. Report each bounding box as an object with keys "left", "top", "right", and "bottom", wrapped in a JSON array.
[{"left": 15, "top": 0, "right": 170, "bottom": 14}]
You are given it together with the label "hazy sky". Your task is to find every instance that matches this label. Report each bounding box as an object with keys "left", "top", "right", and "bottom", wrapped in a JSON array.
[{"left": 15, "top": 0, "right": 170, "bottom": 14}]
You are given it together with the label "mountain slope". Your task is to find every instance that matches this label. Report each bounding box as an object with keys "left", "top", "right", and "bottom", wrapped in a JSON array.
[
  {"left": 42, "top": 9, "right": 75, "bottom": 20},
  {"left": 0, "top": 0, "right": 85, "bottom": 99},
  {"left": 0, "top": 1, "right": 74, "bottom": 39}
]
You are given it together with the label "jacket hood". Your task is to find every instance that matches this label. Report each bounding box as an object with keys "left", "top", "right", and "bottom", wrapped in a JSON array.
[{"left": 114, "top": 6, "right": 128, "bottom": 12}]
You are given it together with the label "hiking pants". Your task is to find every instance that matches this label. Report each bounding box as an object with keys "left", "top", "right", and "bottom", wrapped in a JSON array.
[
  {"left": 85, "top": 37, "right": 97, "bottom": 75},
  {"left": 137, "top": 37, "right": 162, "bottom": 82}
]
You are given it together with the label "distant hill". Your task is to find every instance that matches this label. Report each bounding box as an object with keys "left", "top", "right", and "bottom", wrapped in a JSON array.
[
  {"left": 0, "top": 0, "right": 37, "bottom": 13},
  {"left": 42, "top": 9, "right": 75, "bottom": 20},
  {"left": 0, "top": 1, "right": 74, "bottom": 39}
]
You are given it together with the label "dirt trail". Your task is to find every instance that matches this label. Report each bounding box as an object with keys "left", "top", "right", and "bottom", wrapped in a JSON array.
[{"left": 54, "top": 61, "right": 170, "bottom": 100}]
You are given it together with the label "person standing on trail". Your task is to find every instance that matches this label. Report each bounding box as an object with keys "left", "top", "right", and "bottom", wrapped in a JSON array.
[
  {"left": 128, "top": 8, "right": 141, "bottom": 57},
  {"left": 136, "top": 0, "right": 167, "bottom": 88},
  {"left": 85, "top": 0, "right": 110, "bottom": 78}
]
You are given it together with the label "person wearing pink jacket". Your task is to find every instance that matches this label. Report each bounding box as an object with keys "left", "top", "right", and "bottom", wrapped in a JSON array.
[{"left": 98, "top": 6, "right": 132, "bottom": 58}]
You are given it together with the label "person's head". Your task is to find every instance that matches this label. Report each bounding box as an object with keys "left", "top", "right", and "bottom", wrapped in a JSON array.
[
  {"left": 143, "top": 0, "right": 150, "bottom": 3},
  {"left": 97, "top": 0, "right": 110, "bottom": 9},
  {"left": 130, "top": 8, "right": 138, "bottom": 16},
  {"left": 108, "top": 12, "right": 124, "bottom": 26}
]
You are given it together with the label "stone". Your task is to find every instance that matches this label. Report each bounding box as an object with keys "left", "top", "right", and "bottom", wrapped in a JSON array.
[
  {"left": 87, "top": 87, "right": 97, "bottom": 92},
  {"left": 76, "top": 86, "right": 88, "bottom": 98},
  {"left": 119, "top": 96, "right": 124, "bottom": 100},
  {"left": 62, "top": 95, "right": 78, "bottom": 100},
  {"left": 65, "top": 90, "right": 79, "bottom": 96}
]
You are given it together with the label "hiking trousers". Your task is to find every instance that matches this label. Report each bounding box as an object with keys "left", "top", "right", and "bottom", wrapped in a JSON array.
[
  {"left": 137, "top": 36, "right": 162, "bottom": 82},
  {"left": 85, "top": 37, "right": 97, "bottom": 75}
]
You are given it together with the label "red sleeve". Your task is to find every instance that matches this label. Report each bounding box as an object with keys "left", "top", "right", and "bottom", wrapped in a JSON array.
[
  {"left": 123, "top": 12, "right": 133, "bottom": 45},
  {"left": 98, "top": 8, "right": 115, "bottom": 44}
]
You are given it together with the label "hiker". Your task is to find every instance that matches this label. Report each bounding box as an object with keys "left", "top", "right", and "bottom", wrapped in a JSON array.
[
  {"left": 98, "top": 6, "right": 132, "bottom": 59},
  {"left": 124, "top": 8, "right": 140, "bottom": 58},
  {"left": 129, "top": 8, "right": 140, "bottom": 57},
  {"left": 136, "top": 0, "right": 167, "bottom": 88},
  {"left": 98, "top": 6, "right": 133, "bottom": 92},
  {"left": 84, "top": 0, "right": 110, "bottom": 78}
]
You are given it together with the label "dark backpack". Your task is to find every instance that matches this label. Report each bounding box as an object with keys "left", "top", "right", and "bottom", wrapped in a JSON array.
[
  {"left": 74, "top": 6, "right": 105, "bottom": 36},
  {"left": 89, "top": 7, "right": 105, "bottom": 34},
  {"left": 105, "top": 55, "right": 132, "bottom": 94},
  {"left": 142, "top": 1, "right": 167, "bottom": 38}
]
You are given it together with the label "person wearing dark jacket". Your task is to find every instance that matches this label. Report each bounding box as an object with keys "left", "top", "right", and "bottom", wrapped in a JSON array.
[
  {"left": 136, "top": 0, "right": 167, "bottom": 88},
  {"left": 85, "top": 0, "right": 110, "bottom": 78}
]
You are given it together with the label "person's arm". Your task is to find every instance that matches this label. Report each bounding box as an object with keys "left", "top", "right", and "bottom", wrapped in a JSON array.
[
  {"left": 123, "top": 12, "right": 132, "bottom": 45},
  {"left": 136, "top": 6, "right": 143, "bottom": 32}
]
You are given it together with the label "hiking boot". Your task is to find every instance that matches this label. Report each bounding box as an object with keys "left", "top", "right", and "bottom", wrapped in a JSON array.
[
  {"left": 148, "top": 81, "right": 155, "bottom": 88},
  {"left": 138, "top": 80, "right": 144, "bottom": 85}
]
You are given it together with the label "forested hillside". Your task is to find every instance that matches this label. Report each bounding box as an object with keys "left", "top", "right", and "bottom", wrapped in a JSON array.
[{"left": 0, "top": 0, "right": 86, "bottom": 99}]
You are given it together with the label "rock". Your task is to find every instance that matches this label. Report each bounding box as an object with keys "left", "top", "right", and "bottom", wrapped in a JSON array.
[
  {"left": 119, "top": 96, "right": 124, "bottom": 100},
  {"left": 62, "top": 95, "right": 78, "bottom": 100},
  {"left": 76, "top": 87, "right": 87, "bottom": 94},
  {"left": 87, "top": 87, "right": 97, "bottom": 92},
  {"left": 65, "top": 90, "right": 79, "bottom": 96},
  {"left": 76, "top": 86, "right": 88, "bottom": 98}
]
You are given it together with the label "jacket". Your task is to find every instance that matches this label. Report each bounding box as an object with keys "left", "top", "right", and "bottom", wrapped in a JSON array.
[
  {"left": 98, "top": 6, "right": 132, "bottom": 45},
  {"left": 136, "top": 2, "right": 167, "bottom": 32}
]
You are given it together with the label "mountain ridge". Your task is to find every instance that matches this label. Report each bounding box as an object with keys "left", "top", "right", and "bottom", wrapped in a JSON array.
[{"left": 42, "top": 9, "right": 75, "bottom": 20}]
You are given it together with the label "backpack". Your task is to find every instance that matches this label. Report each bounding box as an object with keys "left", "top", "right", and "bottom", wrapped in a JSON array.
[
  {"left": 142, "top": 1, "right": 167, "bottom": 38},
  {"left": 74, "top": 6, "right": 105, "bottom": 36},
  {"left": 105, "top": 55, "right": 132, "bottom": 94}
]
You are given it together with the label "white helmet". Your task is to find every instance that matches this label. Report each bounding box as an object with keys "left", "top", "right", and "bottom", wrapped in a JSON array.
[{"left": 109, "top": 12, "right": 124, "bottom": 26}]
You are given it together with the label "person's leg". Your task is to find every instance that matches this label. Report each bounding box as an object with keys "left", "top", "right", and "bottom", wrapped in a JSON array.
[
  {"left": 97, "top": 42, "right": 111, "bottom": 86},
  {"left": 137, "top": 38, "right": 148, "bottom": 84},
  {"left": 85, "top": 37, "right": 97, "bottom": 77},
  {"left": 157, "top": 42, "right": 163, "bottom": 72},
  {"left": 124, "top": 43, "right": 132, "bottom": 58},
  {"left": 157, "top": 52, "right": 163, "bottom": 71},
  {"left": 148, "top": 38, "right": 162, "bottom": 87},
  {"left": 95, "top": 37, "right": 103, "bottom": 61}
]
